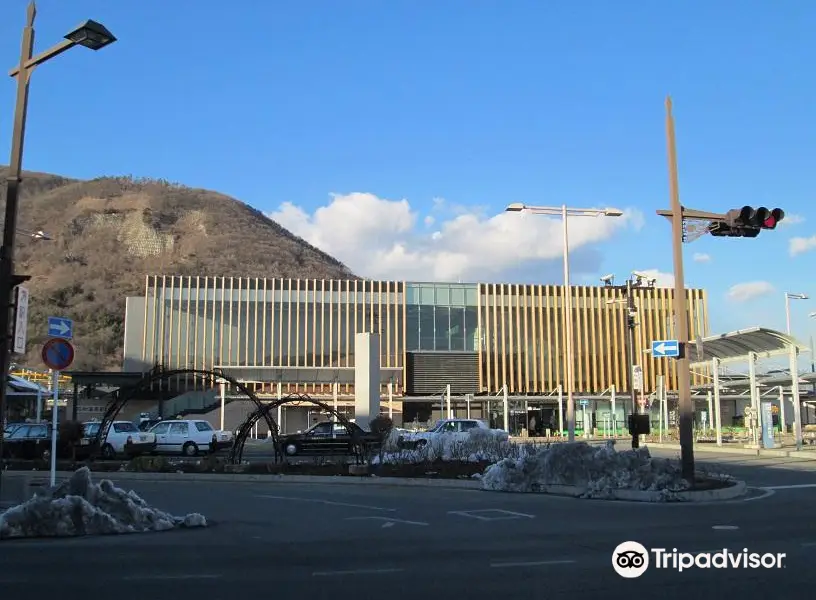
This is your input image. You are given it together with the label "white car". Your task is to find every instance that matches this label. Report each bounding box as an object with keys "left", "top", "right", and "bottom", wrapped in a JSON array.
[
  {"left": 397, "top": 418, "right": 509, "bottom": 449},
  {"left": 83, "top": 421, "right": 157, "bottom": 458},
  {"left": 148, "top": 419, "right": 234, "bottom": 456}
]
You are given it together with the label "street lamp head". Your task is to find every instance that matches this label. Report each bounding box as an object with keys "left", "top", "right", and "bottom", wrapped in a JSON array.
[
  {"left": 64, "top": 20, "right": 116, "bottom": 51},
  {"left": 603, "top": 208, "right": 624, "bottom": 217},
  {"left": 600, "top": 274, "right": 615, "bottom": 286},
  {"left": 505, "top": 203, "right": 525, "bottom": 212},
  {"left": 786, "top": 292, "right": 809, "bottom": 300}
]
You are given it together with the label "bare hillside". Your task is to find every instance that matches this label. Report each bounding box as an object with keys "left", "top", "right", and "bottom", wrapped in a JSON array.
[{"left": 0, "top": 168, "right": 355, "bottom": 371}]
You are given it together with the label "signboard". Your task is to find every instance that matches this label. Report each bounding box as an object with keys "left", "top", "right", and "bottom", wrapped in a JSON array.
[
  {"left": 47, "top": 316, "right": 74, "bottom": 340},
  {"left": 651, "top": 339, "right": 680, "bottom": 358},
  {"left": 579, "top": 399, "right": 589, "bottom": 408},
  {"left": 631, "top": 365, "right": 644, "bottom": 392},
  {"left": 760, "top": 401, "right": 775, "bottom": 449},
  {"left": 12, "top": 285, "right": 29, "bottom": 354},
  {"left": 41, "top": 338, "right": 75, "bottom": 371}
]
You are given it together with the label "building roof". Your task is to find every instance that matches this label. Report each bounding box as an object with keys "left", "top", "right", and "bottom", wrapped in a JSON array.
[
  {"left": 6, "top": 374, "right": 49, "bottom": 396},
  {"left": 689, "top": 327, "right": 808, "bottom": 367}
]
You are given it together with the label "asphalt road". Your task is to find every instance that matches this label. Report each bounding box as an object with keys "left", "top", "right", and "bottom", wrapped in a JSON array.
[{"left": 1, "top": 450, "right": 815, "bottom": 599}]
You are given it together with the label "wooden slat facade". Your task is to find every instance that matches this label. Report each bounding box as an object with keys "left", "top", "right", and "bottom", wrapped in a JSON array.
[{"left": 138, "top": 276, "right": 708, "bottom": 396}]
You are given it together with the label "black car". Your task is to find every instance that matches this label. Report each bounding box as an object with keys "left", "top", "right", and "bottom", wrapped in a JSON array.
[
  {"left": 279, "top": 421, "right": 381, "bottom": 457},
  {"left": 1, "top": 423, "right": 91, "bottom": 460}
]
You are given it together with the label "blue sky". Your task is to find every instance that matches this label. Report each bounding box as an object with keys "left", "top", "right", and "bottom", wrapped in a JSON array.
[{"left": 1, "top": 0, "right": 815, "bottom": 348}]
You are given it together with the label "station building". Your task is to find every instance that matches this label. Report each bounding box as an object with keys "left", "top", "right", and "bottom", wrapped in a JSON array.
[{"left": 118, "top": 275, "right": 710, "bottom": 433}]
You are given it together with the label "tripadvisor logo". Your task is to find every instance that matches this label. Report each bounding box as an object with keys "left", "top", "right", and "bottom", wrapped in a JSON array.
[{"left": 613, "top": 541, "right": 786, "bottom": 577}]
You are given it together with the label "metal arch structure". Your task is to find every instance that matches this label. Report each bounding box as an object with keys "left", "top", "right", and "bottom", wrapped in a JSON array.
[
  {"left": 89, "top": 366, "right": 275, "bottom": 459},
  {"left": 229, "top": 393, "right": 366, "bottom": 465}
]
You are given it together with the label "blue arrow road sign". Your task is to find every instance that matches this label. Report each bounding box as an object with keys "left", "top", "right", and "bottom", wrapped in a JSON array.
[
  {"left": 651, "top": 339, "right": 680, "bottom": 358},
  {"left": 47, "top": 316, "right": 73, "bottom": 340}
]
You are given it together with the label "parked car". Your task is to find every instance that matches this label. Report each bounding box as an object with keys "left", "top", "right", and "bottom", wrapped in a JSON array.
[
  {"left": 82, "top": 421, "right": 157, "bottom": 458},
  {"left": 397, "top": 418, "right": 509, "bottom": 449},
  {"left": 278, "top": 420, "right": 381, "bottom": 457},
  {"left": 1, "top": 423, "right": 91, "bottom": 460},
  {"left": 148, "top": 419, "right": 233, "bottom": 456}
]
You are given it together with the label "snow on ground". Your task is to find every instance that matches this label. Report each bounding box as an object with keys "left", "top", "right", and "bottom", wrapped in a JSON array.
[
  {"left": 480, "top": 440, "right": 698, "bottom": 499},
  {"left": 0, "top": 467, "right": 207, "bottom": 540},
  {"left": 372, "top": 427, "right": 536, "bottom": 465}
]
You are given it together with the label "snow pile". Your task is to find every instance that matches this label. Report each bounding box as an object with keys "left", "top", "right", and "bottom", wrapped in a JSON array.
[
  {"left": 481, "top": 441, "right": 693, "bottom": 500},
  {"left": 373, "top": 427, "right": 535, "bottom": 465},
  {"left": 0, "top": 467, "right": 208, "bottom": 540}
]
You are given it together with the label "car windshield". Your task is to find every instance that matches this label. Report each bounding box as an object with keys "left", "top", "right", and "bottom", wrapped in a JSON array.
[
  {"left": 427, "top": 420, "right": 446, "bottom": 433},
  {"left": 84, "top": 423, "right": 100, "bottom": 436},
  {"left": 195, "top": 422, "right": 213, "bottom": 431},
  {"left": 113, "top": 422, "right": 138, "bottom": 433}
]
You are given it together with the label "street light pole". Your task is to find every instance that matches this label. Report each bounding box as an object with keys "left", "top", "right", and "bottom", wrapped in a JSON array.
[
  {"left": 665, "top": 96, "right": 695, "bottom": 483},
  {"left": 0, "top": 2, "right": 117, "bottom": 498},
  {"left": 505, "top": 202, "right": 624, "bottom": 442},
  {"left": 785, "top": 292, "right": 809, "bottom": 336}
]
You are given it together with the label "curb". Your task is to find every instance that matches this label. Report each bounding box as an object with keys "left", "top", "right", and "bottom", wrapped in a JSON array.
[
  {"left": 1, "top": 470, "right": 482, "bottom": 490},
  {"left": 487, "top": 478, "right": 747, "bottom": 503},
  {"left": 644, "top": 443, "right": 816, "bottom": 460}
]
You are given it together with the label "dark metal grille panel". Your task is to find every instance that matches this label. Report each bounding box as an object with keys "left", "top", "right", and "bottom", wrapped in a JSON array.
[{"left": 406, "top": 352, "right": 479, "bottom": 395}]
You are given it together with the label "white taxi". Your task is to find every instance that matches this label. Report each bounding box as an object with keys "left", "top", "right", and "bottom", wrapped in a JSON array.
[{"left": 148, "top": 419, "right": 234, "bottom": 456}]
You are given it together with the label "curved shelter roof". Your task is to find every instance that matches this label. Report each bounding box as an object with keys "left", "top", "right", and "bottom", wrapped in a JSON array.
[{"left": 689, "top": 327, "right": 809, "bottom": 367}]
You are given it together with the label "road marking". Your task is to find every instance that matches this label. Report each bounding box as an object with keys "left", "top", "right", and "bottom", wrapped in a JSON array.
[
  {"left": 312, "top": 568, "right": 404, "bottom": 577},
  {"left": 346, "top": 516, "right": 429, "bottom": 527},
  {"left": 256, "top": 495, "right": 395, "bottom": 511},
  {"left": 760, "top": 484, "right": 816, "bottom": 491},
  {"left": 122, "top": 574, "right": 223, "bottom": 581},
  {"left": 743, "top": 488, "right": 776, "bottom": 502},
  {"left": 712, "top": 525, "right": 739, "bottom": 530},
  {"left": 490, "top": 560, "right": 576, "bottom": 568},
  {"left": 448, "top": 509, "right": 535, "bottom": 521}
]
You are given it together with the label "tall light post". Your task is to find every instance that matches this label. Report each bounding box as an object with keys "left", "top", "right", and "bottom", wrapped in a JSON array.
[
  {"left": 0, "top": 2, "right": 116, "bottom": 496},
  {"left": 505, "top": 203, "right": 624, "bottom": 441},
  {"left": 784, "top": 292, "right": 809, "bottom": 336}
]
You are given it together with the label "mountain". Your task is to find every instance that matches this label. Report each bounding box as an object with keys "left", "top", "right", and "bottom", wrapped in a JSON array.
[{"left": 0, "top": 168, "right": 355, "bottom": 371}]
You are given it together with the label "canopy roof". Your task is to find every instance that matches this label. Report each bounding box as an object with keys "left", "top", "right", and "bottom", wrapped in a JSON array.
[
  {"left": 213, "top": 366, "right": 403, "bottom": 384},
  {"left": 689, "top": 327, "right": 808, "bottom": 367}
]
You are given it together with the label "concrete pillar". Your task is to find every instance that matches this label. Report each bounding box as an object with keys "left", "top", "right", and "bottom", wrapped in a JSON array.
[
  {"left": 610, "top": 384, "right": 616, "bottom": 435},
  {"left": 778, "top": 385, "right": 786, "bottom": 435},
  {"left": 748, "top": 352, "right": 759, "bottom": 447},
  {"left": 557, "top": 385, "right": 564, "bottom": 436},
  {"left": 712, "top": 357, "right": 722, "bottom": 447},
  {"left": 502, "top": 385, "right": 509, "bottom": 433},
  {"left": 790, "top": 344, "right": 803, "bottom": 450},
  {"left": 354, "top": 333, "right": 380, "bottom": 430},
  {"left": 276, "top": 381, "right": 282, "bottom": 434}
]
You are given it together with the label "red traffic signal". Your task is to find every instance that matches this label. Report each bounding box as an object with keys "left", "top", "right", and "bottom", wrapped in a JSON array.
[
  {"left": 763, "top": 208, "right": 784, "bottom": 229},
  {"left": 716, "top": 206, "right": 785, "bottom": 237}
]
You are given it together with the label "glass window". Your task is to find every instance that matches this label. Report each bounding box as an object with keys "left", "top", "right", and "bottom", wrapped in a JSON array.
[
  {"left": 308, "top": 422, "right": 332, "bottom": 436},
  {"left": 434, "top": 306, "right": 451, "bottom": 351},
  {"left": 435, "top": 285, "right": 450, "bottom": 305},
  {"left": 150, "top": 422, "right": 170, "bottom": 434},
  {"left": 464, "top": 287, "right": 479, "bottom": 306},
  {"left": 464, "top": 307, "right": 479, "bottom": 351},
  {"left": 405, "top": 305, "right": 420, "bottom": 351},
  {"left": 195, "top": 421, "right": 213, "bottom": 432},
  {"left": 113, "top": 423, "right": 138, "bottom": 433},
  {"left": 461, "top": 421, "right": 479, "bottom": 431},
  {"left": 420, "top": 286, "right": 435, "bottom": 305},
  {"left": 10, "top": 425, "right": 30, "bottom": 439},
  {"left": 449, "top": 307, "right": 465, "bottom": 351},
  {"left": 30, "top": 425, "right": 48, "bottom": 438},
  {"left": 451, "top": 287, "right": 465, "bottom": 306},
  {"left": 419, "top": 305, "right": 435, "bottom": 351},
  {"left": 405, "top": 285, "right": 420, "bottom": 304},
  {"left": 169, "top": 422, "right": 189, "bottom": 436}
]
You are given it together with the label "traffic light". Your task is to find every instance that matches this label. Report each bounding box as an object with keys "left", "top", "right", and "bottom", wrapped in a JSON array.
[{"left": 708, "top": 206, "right": 785, "bottom": 237}]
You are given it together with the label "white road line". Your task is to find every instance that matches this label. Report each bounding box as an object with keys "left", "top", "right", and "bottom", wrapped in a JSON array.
[
  {"left": 712, "top": 525, "right": 739, "bottom": 530},
  {"left": 743, "top": 488, "right": 776, "bottom": 502},
  {"left": 256, "top": 495, "right": 395, "bottom": 511},
  {"left": 122, "top": 574, "right": 223, "bottom": 581},
  {"left": 345, "top": 516, "right": 429, "bottom": 526},
  {"left": 760, "top": 484, "right": 816, "bottom": 491},
  {"left": 448, "top": 509, "right": 535, "bottom": 521},
  {"left": 312, "top": 568, "right": 404, "bottom": 577},
  {"left": 490, "top": 560, "right": 576, "bottom": 568}
]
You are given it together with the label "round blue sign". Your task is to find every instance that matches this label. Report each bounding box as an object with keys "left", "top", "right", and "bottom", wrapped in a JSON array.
[{"left": 41, "top": 337, "right": 75, "bottom": 371}]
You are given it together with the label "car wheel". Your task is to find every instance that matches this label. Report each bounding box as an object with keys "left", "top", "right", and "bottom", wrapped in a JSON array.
[
  {"left": 284, "top": 443, "right": 299, "bottom": 456},
  {"left": 182, "top": 442, "right": 199, "bottom": 457},
  {"left": 101, "top": 444, "right": 116, "bottom": 459}
]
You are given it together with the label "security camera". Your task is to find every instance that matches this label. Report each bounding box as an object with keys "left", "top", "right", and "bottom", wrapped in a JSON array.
[
  {"left": 631, "top": 271, "right": 650, "bottom": 280},
  {"left": 600, "top": 274, "right": 615, "bottom": 285}
]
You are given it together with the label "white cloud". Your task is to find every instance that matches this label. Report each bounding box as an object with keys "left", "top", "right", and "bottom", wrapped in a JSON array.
[
  {"left": 268, "top": 192, "right": 643, "bottom": 281},
  {"left": 692, "top": 252, "right": 711, "bottom": 263},
  {"left": 633, "top": 269, "right": 675, "bottom": 288},
  {"left": 778, "top": 213, "right": 804, "bottom": 227},
  {"left": 726, "top": 281, "right": 775, "bottom": 302},
  {"left": 790, "top": 235, "right": 816, "bottom": 257}
]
